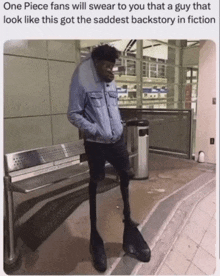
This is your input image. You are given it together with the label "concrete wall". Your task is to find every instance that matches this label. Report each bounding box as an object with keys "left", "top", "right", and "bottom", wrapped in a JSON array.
[
  {"left": 4, "top": 40, "right": 79, "bottom": 153},
  {"left": 195, "top": 40, "right": 216, "bottom": 163}
]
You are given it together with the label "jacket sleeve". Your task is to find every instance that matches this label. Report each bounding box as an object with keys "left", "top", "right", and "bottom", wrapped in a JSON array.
[{"left": 67, "top": 71, "right": 97, "bottom": 136}]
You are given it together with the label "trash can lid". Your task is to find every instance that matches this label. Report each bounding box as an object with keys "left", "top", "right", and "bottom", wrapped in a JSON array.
[{"left": 126, "top": 119, "right": 149, "bottom": 126}]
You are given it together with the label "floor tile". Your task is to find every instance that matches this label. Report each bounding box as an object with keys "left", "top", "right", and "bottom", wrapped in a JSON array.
[
  {"left": 208, "top": 218, "right": 216, "bottom": 235},
  {"left": 173, "top": 234, "right": 199, "bottom": 260},
  {"left": 206, "top": 191, "right": 216, "bottom": 204},
  {"left": 200, "top": 230, "right": 216, "bottom": 257},
  {"left": 157, "top": 263, "right": 175, "bottom": 275},
  {"left": 192, "top": 247, "right": 216, "bottom": 275},
  {"left": 182, "top": 220, "right": 206, "bottom": 244},
  {"left": 164, "top": 248, "right": 191, "bottom": 275},
  {"left": 186, "top": 263, "right": 205, "bottom": 275},
  {"left": 197, "top": 194, "right": 216, "bottom": 217},
  {"left": 188, "top": 208, "right": 212, "bottom": 231}
]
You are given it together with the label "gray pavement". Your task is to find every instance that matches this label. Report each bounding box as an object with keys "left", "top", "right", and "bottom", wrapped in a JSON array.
[{"left": 7, "top": 154, "right": 217, "bottom": 275}]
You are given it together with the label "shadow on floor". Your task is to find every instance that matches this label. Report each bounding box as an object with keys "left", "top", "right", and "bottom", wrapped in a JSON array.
[
  {"left": 17, "top": 235, "right": 122, "bottom": 275},
  {"left": 18, "top": 178, "right": 119, "bottom": 251}
]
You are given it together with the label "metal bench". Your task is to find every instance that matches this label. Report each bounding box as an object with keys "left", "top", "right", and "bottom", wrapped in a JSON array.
[
  {"left": 4, "top": 138, "right": 137, "bottom": 271},
  {"left": 4, "top": 139, "right": 88, "bottom": 269}
]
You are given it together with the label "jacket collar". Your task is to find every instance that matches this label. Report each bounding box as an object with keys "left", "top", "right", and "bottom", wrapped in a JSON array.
[{"left": 89, "top": 54, "right": 102, "bottom": 83}]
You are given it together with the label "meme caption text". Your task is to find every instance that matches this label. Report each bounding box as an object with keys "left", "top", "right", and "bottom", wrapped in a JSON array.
[{"left": 3, "top": 1, "right": 216, "bottom": 26}]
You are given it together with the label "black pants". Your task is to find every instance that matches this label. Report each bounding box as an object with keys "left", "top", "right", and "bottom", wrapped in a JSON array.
[
  {"left": 84, "top": 135, "right": 131, "bottom": 232},
  {"left": 84, "top": 134, "right": 130, "bottom": 185}
]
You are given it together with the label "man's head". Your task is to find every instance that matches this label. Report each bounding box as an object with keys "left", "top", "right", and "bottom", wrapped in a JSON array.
[{"left": 91, "top": 44, "right": 120, "bottom": 83}]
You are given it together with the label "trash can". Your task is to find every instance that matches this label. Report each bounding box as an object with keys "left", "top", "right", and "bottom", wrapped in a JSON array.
[{"left": 126, "top": 119, "right": 149, "bottom": 179}]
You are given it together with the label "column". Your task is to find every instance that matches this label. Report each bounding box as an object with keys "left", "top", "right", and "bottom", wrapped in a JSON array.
[
  {"left": 167, "top": 40, "right": 187, "bottom": 109},
  {"left": 136, "top": 40, "right": 143, "bottom": 108}
]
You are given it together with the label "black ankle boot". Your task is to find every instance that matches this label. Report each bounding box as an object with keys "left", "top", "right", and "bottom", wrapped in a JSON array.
[
  {"left": 90, "top": 231, "right": 107, "bottom": 272},
  {"left": 123, "top": 221, "right": 151, "bottom": 262}
]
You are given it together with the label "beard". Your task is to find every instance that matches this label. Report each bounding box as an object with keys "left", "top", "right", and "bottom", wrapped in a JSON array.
[{"left": 103, "top": 72, "right": 114, "bottom": 83}]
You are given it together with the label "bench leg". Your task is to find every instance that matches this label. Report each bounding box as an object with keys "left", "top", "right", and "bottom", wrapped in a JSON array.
[{"left": 4, "top": 176, "right": 20, "bottom": 270}]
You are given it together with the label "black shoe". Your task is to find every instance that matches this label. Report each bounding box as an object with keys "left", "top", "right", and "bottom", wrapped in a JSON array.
[
  {"left": 90, "top": 232, "right": 107, "bottom": 272},
  {"left": 123, "top": 222, "right": 151, "bottom": 262}
]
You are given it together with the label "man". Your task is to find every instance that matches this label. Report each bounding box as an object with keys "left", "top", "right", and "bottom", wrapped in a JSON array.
[{"left": 68, "top": 44, "right": 151, "bottom": 272}]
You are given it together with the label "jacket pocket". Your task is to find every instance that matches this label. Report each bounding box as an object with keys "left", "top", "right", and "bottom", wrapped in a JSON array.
[
  {"left": 109, "top": 91, "right": 118, "bottom": 106},
  {"left": 88, "top": 92, "right": 104, "bottom": 107}
]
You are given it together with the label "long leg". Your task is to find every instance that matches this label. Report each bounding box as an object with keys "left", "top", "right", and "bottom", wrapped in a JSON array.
[
  {"left": 118, "top": 171, "right": 131, "bottom": 222},
  {"left": 85, "top": 141, "right": 107, "bottom": 272},
  {"left": 88, "top": 180, "right": 107, "bottom": 272},
  {"left": 118, "top": 171, "right": 151, "bottom": 262},
  {"left": 89, "top": 180, "right": 98, "bottom": 232}
]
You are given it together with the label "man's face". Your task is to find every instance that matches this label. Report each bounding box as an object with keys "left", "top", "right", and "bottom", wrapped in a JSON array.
[{"left": 94, "top": 60, "right": 115, "bottom": 83}]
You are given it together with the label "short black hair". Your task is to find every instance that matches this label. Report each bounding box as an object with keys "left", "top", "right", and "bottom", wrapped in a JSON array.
[{"left": 91, "top": 44, "right": 120, "bottom": 63}]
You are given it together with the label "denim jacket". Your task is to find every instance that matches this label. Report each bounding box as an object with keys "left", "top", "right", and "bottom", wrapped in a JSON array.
[{"left": 67, "top": 54, "right": 123, "bottom": 143}]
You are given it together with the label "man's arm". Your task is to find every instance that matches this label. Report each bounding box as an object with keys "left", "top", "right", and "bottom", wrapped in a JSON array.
[{"left": 67, "top": 72, "right": 97, "bottom": 136}]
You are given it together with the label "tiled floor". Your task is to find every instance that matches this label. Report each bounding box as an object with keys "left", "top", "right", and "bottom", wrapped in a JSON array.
[{"left": 156, "top": 190, "right": 216, "bottom": 275}]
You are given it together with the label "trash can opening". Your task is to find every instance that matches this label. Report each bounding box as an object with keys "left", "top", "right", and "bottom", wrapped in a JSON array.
[
  {"left": 126, "top": 119, "right": 149, "bottom": 127},
  {"left": 139, "top": 129, "right": 149, "bottom": 136}
]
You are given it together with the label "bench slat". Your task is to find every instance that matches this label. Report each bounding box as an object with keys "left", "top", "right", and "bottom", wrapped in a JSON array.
[
  {"left": 10, "top": 163, "right": 90, "bottom": 193},
  {"left": 5, "top": 140, "right": 85, "bottom": 174}
]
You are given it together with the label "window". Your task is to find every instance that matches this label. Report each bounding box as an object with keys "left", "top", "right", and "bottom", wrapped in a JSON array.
[
  {"left": 143, "top": 62, "right": 149, "bottom": 77},
  {"left": 150, "top": 63, "right": 157, "bottom": 78},
  {"left": 158, "top": 64, "right": 166, "bottom": 78}
]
